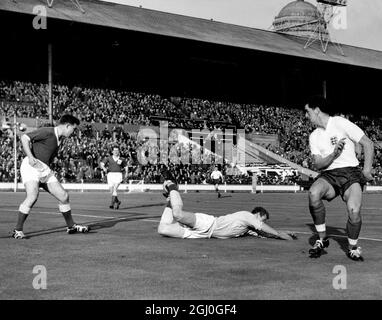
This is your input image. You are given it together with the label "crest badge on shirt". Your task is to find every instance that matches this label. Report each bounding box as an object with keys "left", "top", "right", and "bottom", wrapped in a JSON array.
[
  {"left": 117, "top": 159, "right": 122, "bottom": 165},
  {"left": 330, "top": 136, "right": 338, "bottom": 145}
]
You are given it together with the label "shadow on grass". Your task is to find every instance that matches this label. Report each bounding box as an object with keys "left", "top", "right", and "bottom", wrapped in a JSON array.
[
  {"left": 117, "top": 202, "right": 165, "bottom": 210},
  {"left": 89, "top": 214, "right": 159, "bottom": 231},
  {"left": 82, "top": 202, "right": 165, "bottom": 212},
  {"left": 3, "top": 213, "right": 161, "bottom": 239},
  {"left": 307, "top": 223, "right": 349, "bottom": 254}
]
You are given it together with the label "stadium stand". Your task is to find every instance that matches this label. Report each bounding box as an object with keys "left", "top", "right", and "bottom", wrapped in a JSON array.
[{"left": 1, "top": 80, "right": 382, "bottom": 185}]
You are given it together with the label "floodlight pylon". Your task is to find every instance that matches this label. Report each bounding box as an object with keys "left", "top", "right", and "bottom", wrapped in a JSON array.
[
  {"left": 303, "top": 1, "right": 346, "bottom": 55},
  {"left": 272, "top": 0, "right": 347, "bottom": 56}
]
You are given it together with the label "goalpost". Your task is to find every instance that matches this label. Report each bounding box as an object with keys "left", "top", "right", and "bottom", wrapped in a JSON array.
[{"left": 127, "top": 179, "right": 145, "bottom": 193}]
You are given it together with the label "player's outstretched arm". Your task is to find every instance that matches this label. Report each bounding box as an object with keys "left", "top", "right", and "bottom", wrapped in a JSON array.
[{"left": 260, "top": 223, "right": 295, "bottom": 240}]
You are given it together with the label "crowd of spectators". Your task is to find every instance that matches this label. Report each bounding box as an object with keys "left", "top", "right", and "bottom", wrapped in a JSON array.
[
  {"left": 0, "top": 81, "right": 309, "bottom": 133},
  {"left": 0, "top": 129, "right": 24, "bottom": 183},
  {"left": 1, "top": 80, "right": 382, "bottom": 186}
]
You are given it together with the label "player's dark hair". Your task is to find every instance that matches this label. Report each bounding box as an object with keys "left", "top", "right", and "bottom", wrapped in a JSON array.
[
  {"left": 306, "top": 95, "right": 332, "bottom": 115},
  {"left": 58, "top": 114, "right": 80, "bottom": 126},
  {"left": 252, "top": 206, "right": 269, "bottom": 219}
]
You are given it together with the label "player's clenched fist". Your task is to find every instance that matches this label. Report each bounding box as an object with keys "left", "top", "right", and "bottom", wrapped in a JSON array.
[{"left": 333, "top": 138, "right": 346, "bottom": 158}]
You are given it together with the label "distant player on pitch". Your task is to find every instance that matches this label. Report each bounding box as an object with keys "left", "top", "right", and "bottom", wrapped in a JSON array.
[
  {"left": 12, "top": 114, "right": 90, "bottom": 239},
  {"left": 158, "top": 177, "right": 296, "bottom": 240},
  {"left": 100, "top": 146, "right": 127, "bottom": 209},
  {"left": 305, "top": 96, "right": 374, "bottom": 261},
  {"left": 210, "top": 166, "right": 224, "bottom": 198}
]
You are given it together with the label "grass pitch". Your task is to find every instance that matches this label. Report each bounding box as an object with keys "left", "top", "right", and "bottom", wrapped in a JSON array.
[{"left": 0, "top": 191, "right": 381, "bottom": 299}]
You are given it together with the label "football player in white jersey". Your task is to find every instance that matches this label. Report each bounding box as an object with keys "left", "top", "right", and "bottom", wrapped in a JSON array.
[
  {"left": 304, "top": 96, "right": 374, "bottom": 261},
  {"left": 157, "top": 179, "right": 297, "bottom": 241},
  {"left": 210, "top": 166, "right": 224, "bottom": 198}
]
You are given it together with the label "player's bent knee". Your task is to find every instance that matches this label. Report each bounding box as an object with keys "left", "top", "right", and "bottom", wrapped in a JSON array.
[
  {"left": 24, "top": 196, "right": 38, "bottom": 207},
  {"left": 172, "top": 209, "right": 185, "bottom": 223},
  {"left": 349, "top": 216, "right": 361, "bottom": 224},
  {"left": 22, "top": 201, "right": 36, "bottom": 210},
  {"left": 308, "top": 188, "right": 322, "bottom": 202},
  {"left": 157, "top": 224, "right": 176, "bottom": 237},
  {"left": 157, "top": 224, "right": 169, "bottom": 236},
  {"left": 30, "top": 198, "right": 38, "bottom": 207},
  {"left": 61, "top": 192, "right": 69, "bottom": 203},
  {"left": 348, "top": 207, "right": 361, "bottom": 223}
]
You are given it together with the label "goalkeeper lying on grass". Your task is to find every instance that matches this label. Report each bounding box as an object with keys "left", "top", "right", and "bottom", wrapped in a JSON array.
[{"left": 157, "top": 178, "right": 297, "bottom": 240}]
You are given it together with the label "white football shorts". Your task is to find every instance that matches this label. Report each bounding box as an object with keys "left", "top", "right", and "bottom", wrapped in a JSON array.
[
  {"left": 182, "top": 213, "right": 217, "bottom": 239},
  {"left": 20, "top": 157, "right": 57, "bottom": 184},
  {"left": 107, "top": 172, "right": 123, "bottom": 187}
]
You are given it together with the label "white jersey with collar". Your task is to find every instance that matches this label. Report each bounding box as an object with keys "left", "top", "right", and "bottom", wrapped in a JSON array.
[{"left": 309, "top": 116, "right": 365, "bottom": 171}]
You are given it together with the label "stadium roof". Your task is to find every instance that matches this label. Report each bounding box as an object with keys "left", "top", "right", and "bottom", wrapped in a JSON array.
[{"left": 1, "top": 0, "right": 382, "bottom": 70}]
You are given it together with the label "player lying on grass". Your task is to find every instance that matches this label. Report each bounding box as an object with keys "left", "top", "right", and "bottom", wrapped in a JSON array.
[{"left": 158, "top": 179, "right": 297, "bottom": 240}]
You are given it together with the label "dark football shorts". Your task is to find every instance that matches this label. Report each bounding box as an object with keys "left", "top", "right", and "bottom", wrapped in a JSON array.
[
  {"left": 316, "top": 166, "right": 367, "bottom": 200},
  {"left": 212, "top": 178, "right": 221, "bottom": 185}
]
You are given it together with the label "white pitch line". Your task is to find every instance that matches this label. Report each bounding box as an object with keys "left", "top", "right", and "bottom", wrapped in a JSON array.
[
  {"left": 280, "top": 230, "right": 382, "bottom": 243},
  {"left": 363, "top": 207, "right": 382, "bottom": 211},
  {"left": 44, "top": 212, "right": 117, "bottom": 219}
]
